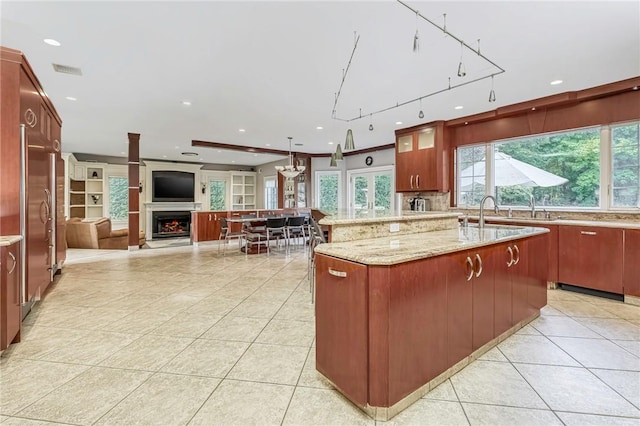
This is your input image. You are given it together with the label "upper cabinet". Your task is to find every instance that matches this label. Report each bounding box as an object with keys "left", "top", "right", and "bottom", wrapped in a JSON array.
[{"left": 395, "top": 121, "right": 449, "bottom": 193}]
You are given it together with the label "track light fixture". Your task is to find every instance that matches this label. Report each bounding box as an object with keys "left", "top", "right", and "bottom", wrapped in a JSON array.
[
  {"left": 488, "top": 75, "right": 496, "bottom": 102},
  {"left": 457, "top": 41, "right": 466, "bottom": 77},
  {"left": 368, "top": 114, "right": 374, "bottom": 131},
  {"left": 418, "top": 98, "right": 424, "bottom": 119},
  {"left": 413, "top": 10, "right": 419, "bottom": 52}
]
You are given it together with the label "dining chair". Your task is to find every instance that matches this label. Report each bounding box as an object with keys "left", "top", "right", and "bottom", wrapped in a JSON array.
[
  {"left": 307, "top": 216, "right": 326, "bottom": 303},
  {"left": 285, "top": 216, "right": 307, "bottom": 249},
  {"left": 219, "top": 217, "right": 244, "bottom": 255},
  {"left": 265, "top": 217, "right": 287, "bottom": 255}
]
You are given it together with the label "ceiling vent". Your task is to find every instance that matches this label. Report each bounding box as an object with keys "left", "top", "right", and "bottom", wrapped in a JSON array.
[{"left": 52, "top": 63, "right": 83, "bottom": 76}]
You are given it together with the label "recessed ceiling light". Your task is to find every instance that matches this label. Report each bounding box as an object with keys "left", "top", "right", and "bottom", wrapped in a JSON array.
[
  {"left": 231, "top": 160, "right": 236, "bottom": 163},
  {"left": 162, "top": 155, "right": 167, "bottom": 158},
  {"left": 239, "top": 129, "right": 246, "bottom": 132},
  {"left": 43, "top": 39, "right": 60, "bottom": 46},
  {"left": 316, "top": 126, "right": 323, "bottom": 130},
  {"left": 199, "top": 158, "right": 203, "bottom": 161},
  {"left": 532, "top": 107, "right": 536, "bottom": 111},
  {"left": 181, "top": 152, "right": 198, "bottom": 156},
  {"left": 217, "top": 150, "right": 222, "bottom": 153},
  {"left": 328, "top": 141, "right": 334, "bottom": 145},
  {"left": 550, "top": 80, "right": 563, "bottom": 85},
  {"left": 120, "top": 151, "right": 125, "bottom": 155},
  {"left": 454, "top": 106, "right": 463, "bottom": 110},
  {"left": 395, "top": 121, "right": 403, "bottom": 125},
  {"left": 174, "top": 146, "right": 180, "bottom": 149},
  {"left": 265, "top": 144, "right": 271, "bottom": 147},
  {"left": 181, "top": 101, "right": 191, "bottom": 106},
  {"left": 464, "top": 122, "right": 468, "bottom": 125},
  {"left": 65, "top": 96, "right": 77, "bottom": 101},
  {"left": 633, "top": 86, "right": 639, "bottom": 91},
  {"left": 253, "top": 154, "right": 258, "bottom": 157}
]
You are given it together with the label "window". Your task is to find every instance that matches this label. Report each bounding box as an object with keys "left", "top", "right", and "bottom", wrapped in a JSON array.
[
  {"left": 108, "top": 176, "right": 128, "bottom": 221},
  {"left": 264, "top": 176, "right": 277, "bottom": 209},
  {"left": 611, "top": 122, "right": 639, "bottom": 208},
  {"left": 209, "top": 179, "right": 227, "bottom": 210},
  {"left": 316, "top": 171, "right": 341, "bottom": 214},
  {"left": 457, "top": 127, "right": 602, "bottom": 209}
]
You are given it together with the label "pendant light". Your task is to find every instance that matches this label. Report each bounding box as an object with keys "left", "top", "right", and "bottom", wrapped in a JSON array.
[
  {"left": 344, "top": 129, "right": 355, "bottom": 150},
  {"left": 275, "top": 137, "right": 305, "bottom": 178},
  {"left": 413, "top": 10, "right": 419, "bottom": 52},
  {"left": 335, "top": 143, "right": 344, "bottom": 161},
  {"left": 488, "top": 75, "right": 496, "bottom": 102},
  {"left": 329, "top": 153, "right": 337, "bottom": 168},
  {"left": 457, "top": 41, "right": 466, "bottom": 77}
]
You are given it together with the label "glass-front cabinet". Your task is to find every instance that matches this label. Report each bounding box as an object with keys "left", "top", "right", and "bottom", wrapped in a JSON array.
[{"left": 231, "top": 172, "right": 256, "bottom": 210}]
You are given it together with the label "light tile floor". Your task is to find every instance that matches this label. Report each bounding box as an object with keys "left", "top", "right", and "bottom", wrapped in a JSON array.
[{"left": 1, "top": 243, "right": 639, "bottom": 425}]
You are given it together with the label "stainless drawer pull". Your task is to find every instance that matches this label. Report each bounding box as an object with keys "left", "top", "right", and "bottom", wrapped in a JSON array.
[
  {"left": 475, "top": 254, "right": 483, "bottom": 278},
  {"left": 328, "top": 268, "right": 347, "bottom": 278},
  {"left": 507, "top": 246, "right": 514, "bottom": 267},
  {"left": 513, "top": 244, "right": 520, "bottom": 265},
  {"left": 581, "top": 231, "right": 597, "bottom": 236}
]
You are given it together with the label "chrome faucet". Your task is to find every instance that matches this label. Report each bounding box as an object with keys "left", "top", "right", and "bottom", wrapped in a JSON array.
[
  {"left": 479, "top": 195, "right": 500, "bottom": 229},
  {"left": 528, "top": 194, "right": 536, "bottom": 218}
]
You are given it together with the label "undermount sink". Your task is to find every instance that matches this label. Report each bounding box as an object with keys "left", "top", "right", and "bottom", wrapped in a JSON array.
[{"left": 500, "top": 216, "right": 557, "bottom": 222}]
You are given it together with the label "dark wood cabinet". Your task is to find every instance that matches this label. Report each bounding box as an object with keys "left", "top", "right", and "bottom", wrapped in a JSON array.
[
  {"left": 1, "top": 47, "right": 62, "bottom": 304},
  {"left": 623, "top": 229, "right": 640, "bottom": 297},
  {"left": 315, "top": 254, "right": 369, "bottom": 407},
  {"left": 191, "top": 211, "right": 225, "bottom": 243},
  {"left": 527, "top": 234, "right": 548, "bottom": 312},
  {"left": 444, "top": 249, "right": 473, "bottom": 366},
  {"left": 395, "top": 122, "right": 448, "bottom": 192},
  {"left": 1, "top": 241, "right": 21, "bottom": 350},
  {"left": 559, "top": 226, "right": 623, "bottom": 294}
]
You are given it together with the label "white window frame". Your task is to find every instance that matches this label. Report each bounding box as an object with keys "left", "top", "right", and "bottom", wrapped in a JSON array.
[
  {"left": 455, "top": 123, "right": 640, "bottom": 212},
  {"left": 346, "top": 165, "right": 395, "bottom": 212},
  {"left": 105, "top": 171, "right": 128, "bottom": 229},
  {"left": 263, "top": 175, "right": 277, "bottom": 210},
  {"left": 315, "top": 170, "right": 343, "bottom": 212}
]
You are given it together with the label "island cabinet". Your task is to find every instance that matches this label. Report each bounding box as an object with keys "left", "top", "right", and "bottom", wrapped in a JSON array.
[
  {"left": 558, "top": 226, "right": 624, "bottom": 294},
  {"left": 1, "top": 240, "right": 21, "bottom": 351},
  {"left": 395, "top": 121, "right": 448, "bottom": 192},
  {"left": 191, "top": 211, "right": 225, "bottom": 243},
  {"left": 623, "top": 229, "right": 640, "bottom": 297},
  {"left": 315, "top": 232, "right": 548, "bottom": 416}
]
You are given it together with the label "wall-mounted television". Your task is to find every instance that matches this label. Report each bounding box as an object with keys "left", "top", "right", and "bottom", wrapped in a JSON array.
[{"left": 152, "top": 171, "right": 195, "bottom": 202}]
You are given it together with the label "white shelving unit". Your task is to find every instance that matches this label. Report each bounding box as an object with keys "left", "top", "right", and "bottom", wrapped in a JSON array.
[
  {"left": 85, "top": 167, "right": 104, "bottom": 219},
  {"left": 65, "top": 158, "right": 106, "bottom": 219},
  {"left": 231, "top": 172, "right": 256, "bottom": 210}
]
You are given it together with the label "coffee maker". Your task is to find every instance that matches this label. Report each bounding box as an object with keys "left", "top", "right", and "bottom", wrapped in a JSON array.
[{"left": 409, "top": 195, "right": 428, "bottom": 211}]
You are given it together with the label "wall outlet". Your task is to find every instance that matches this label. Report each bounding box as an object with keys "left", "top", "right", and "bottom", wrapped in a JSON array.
[{"left": 389, "top": 223, "right": 400, "bottom": 232}]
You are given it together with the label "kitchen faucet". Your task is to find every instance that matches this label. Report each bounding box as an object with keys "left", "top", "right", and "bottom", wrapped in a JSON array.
[
  {"left": 479, "top": 195, "right": 500, "bottom": 229},
  {"left": 529, "top": 194, "right": 536, "bottom": 218}
]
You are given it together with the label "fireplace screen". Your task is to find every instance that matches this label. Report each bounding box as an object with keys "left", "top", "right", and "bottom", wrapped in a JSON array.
[{"left": 152, "top": 211, "right": 191, "bottom": 238}]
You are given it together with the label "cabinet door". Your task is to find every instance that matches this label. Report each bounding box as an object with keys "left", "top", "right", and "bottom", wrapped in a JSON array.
[
  {"left": 414, "top": 128, "right": 438, "bottom": 191},
  {"left": 444, "top": 250, "right": 473, "bottom": 366},
  {"left": 623, "top": 229, "right": 640, "bottom": 297},
  {"left": 527, "top": 234, "right": 548, "bottom": 311},
  {"left": 511, "top": 240, "right": 530, "bottom": 325},
  {"left": 387, "top": 256, "right": 447, "bottom": 403},
  {"left": 1, "top": 242, "right": 21, "bottom": 350},
  {"left": 315, "top": 254, "right": 368, "bottom": 407},
  {"left": 472, "top": 246, "right": 496, "bottom": 350},
  {"left": 395, "top": 133, "right": 415, "bottom": 192},
  {"left": 559, "top": 226, "right": 623, "bottom": 293}
]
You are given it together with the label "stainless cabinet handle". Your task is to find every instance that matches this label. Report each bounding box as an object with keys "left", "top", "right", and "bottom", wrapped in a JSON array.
[
  {"left": 507, "top": 246, "right": 514, "bottom": 267},
  {"left": 513, "top": 244, "right": 520, "bottom": 265},
  {"left": 328, "top": 268, "right": 347, "bottom": 278},
  {"left": 475, "top": 254, "right": 483, "bottom": 278},
  {"left": 209, "top": 214, "right": 212, "bottom": 221},
  {"left": 8, "top": 251, "right": 17, "bottom": 275},
  {"left": 410, "top": 175, "right": 414, "bottom": 189},
  {"left": 416, "top": 174, "right": 420, "bottom": 188},
  {"left": 581, "top": 231, "right": 597, "bottom": 236},
  {"left": 466, "top": 256, "right": 474, "bottom": 281}
]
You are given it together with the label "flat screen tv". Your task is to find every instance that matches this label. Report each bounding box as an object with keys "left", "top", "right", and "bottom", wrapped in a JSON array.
[{"left": 152, "top": 171, "right": 195, "bottom": 202}]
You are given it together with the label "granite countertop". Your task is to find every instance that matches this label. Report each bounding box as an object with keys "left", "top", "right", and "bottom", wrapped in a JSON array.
[
  {"left": 314, "top": 224, "right": 549, "bottom": 265},
  {"left": 0, "top": 235, "right": 23, "bottom": 246},
  {"left": 470, "top": 215, "right": 640, "bottom": 230},
  {"left": 319, "top": 210, "right": 461, "bottom": 226}
]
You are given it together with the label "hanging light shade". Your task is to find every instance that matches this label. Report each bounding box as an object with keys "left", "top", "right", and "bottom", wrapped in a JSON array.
[
  {"left": 335, "top": 143, "right": 344, "bottom": 161},
  {"left": 344, "top": 129, "right": 355, "bottom": 150},
  {"left": 329, "top": 153, "right": 337, "bottom": 168},
  {"left": 275, "top": 137, "right": 305, "bottom": 179}
]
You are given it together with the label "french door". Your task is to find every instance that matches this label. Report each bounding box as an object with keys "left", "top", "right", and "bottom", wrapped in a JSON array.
[{"left": 348, "top": 167, "right": 394, "bottom": 212}]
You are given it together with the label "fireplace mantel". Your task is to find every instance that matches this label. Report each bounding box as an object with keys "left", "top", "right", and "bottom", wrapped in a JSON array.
[{"left": 145, "top": 202, "right": 202, "bottom": 240}]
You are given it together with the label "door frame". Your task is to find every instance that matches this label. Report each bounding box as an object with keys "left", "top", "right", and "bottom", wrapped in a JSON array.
[{"left": 347, "top": 165, "right": 395, "bottom": 212}]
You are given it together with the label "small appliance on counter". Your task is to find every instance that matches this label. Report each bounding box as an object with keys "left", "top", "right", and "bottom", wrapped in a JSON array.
[{"left": 408, "top": 195, "right": 429, "bottom": 211}]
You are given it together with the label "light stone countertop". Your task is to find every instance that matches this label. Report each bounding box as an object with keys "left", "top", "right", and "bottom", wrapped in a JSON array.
[
  {"left": 319, "top": 210, "right": 461, "bottom": 226},
  {"left": 314, "top": 224, "right": 549, "bottom": 266},
  {"left": 0, "top": 235, "right": 23, "bottom": 246},
  {"left": 469, "top": 215, "right": 640, "bottom": 230}
]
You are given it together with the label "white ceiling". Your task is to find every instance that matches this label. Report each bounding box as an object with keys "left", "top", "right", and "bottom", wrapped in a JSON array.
[{"left": 1, "top": 1, "right": 639, "bottom": 167}]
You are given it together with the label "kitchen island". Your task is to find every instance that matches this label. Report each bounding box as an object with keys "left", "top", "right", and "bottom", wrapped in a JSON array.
[{"left": 314, "top": 223, "right": 549, "bottom": 420}]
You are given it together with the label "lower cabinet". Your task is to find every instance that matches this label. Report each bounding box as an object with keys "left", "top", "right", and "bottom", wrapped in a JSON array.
[
  {"left": 1, "top": 241, "right": 21, "bottom": 351},
  {"left": 191, "top": 211, "right": 226, "bottom": 242},
  {"left": 315, "top": 233, "right": 548, "bottom": 410},
  {"left": 558, "top": 226, "right": 623, "bottom": 293},
  {"left": 623, "top": 229, "right": 640, "bottom": 297}
]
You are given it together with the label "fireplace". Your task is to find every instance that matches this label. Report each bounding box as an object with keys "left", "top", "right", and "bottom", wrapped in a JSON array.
[{"left": 152, "top": 211, "right": 191, "bottom": 239}]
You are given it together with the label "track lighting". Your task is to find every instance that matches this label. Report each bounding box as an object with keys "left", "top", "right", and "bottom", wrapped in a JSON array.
[
  {"left": 418, "top": 98, "right": 424, "bottom": 119},
  {"left": 413, "top": 11, "right": 419, "bottom": 52},
  {"left": 344, "top": 129, "right": 355, "bottom": 150},
  {"left": 489, "top": 75, "right": 496, "bottom": 102},
  {"left": 329, "top": 153, "right": 337, "bottom": 168},
  {"left": 368, "top": 114, "right": 374, "bottom": 131},
  {"left": 457, "top": 41, "right": 466, "bottom": 77},
  {"left": 335, "top": 143, "right": 344, "bottom": 161}
]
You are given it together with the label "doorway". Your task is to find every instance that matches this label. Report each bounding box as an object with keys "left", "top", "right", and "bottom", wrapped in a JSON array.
[{"left": 348, "top": 166, "right": 394, "bottom": 212}]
